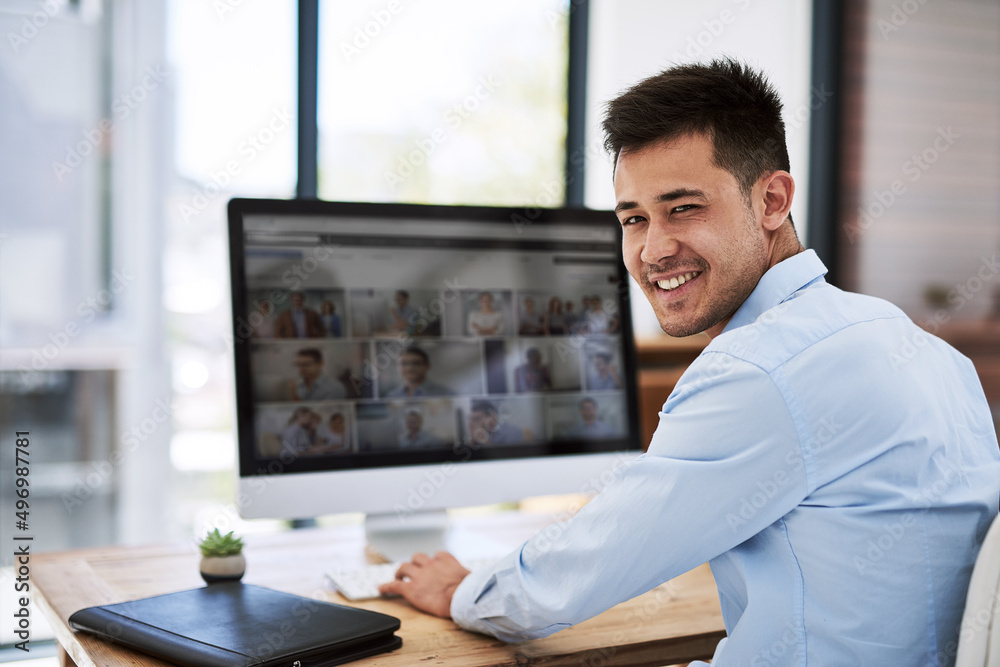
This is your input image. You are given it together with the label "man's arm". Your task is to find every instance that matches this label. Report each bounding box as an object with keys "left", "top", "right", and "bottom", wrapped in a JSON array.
[
  {"left": 378, "top": 355, "right": 808, "bottom": 643},
  {"left": 377, "top": 551, "right": 470, "bottom": 617}
]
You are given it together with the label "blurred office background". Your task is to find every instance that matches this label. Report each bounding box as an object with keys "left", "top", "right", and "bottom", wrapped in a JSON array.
[{"left": 0, "top": 0, "right": 998, "bottom": 656}]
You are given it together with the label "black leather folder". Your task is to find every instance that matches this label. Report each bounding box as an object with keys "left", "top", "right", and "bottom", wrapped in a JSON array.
[{"left": 68, "top": 582, "right": 402, "bottom": 667}]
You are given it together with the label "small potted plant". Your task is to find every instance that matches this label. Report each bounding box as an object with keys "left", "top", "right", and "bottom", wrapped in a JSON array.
[{"left": 198, "top": 529, "right": 246, "bottom": 584}]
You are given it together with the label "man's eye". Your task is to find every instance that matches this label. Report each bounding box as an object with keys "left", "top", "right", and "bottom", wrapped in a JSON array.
[
  {"left": 620, "top": 215, "right": 644, "bottom": 226},
  {"left": 673, "top": 204, "right": 698, "bottom": 213}
]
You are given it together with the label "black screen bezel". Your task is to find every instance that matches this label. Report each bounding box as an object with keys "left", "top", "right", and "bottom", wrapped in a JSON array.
[{"left": 227, "top": 197, "right": 643, "bottom": 478}]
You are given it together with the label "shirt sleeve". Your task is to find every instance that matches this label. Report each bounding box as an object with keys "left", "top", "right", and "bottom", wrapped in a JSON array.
[{"left": 450, "top": 353, "right": 809, "bottom": 642}]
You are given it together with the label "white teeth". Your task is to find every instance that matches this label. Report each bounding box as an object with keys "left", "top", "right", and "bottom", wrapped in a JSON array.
[{"left": 657, "top": 272, "right": 699, "bottom": 291}]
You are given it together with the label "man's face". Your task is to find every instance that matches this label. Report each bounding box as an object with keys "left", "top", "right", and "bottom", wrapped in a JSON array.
[
  {"left": 290, "top": 293, "right": 304, "bottom": 309},
  {"left": 394, "top": 292, "right": 407, "bottom": 307},
  {"left": 404, "top": 411, "right": 422, "bottom": 434},
  {"left": 398, "top": 352, "right": 428, "bottom": 384},
  {"left": 614, "top": 133, "right": 768, "bottom": 338},
  {"left": 580, "top": 400, "right": 597, "bottom": 424},
  {"left": 593, "top": 356, "right": 608, "bottom": 374},
  {"left": 468, "top": 409, "right": 497, "bottom": 443},
  {"left": 294, "top": 354, "right": 322, "bottom": 381}
]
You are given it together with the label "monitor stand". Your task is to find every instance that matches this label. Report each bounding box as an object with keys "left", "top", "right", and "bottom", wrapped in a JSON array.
[{"left": 364, "top": 509, "right": 512, "bottom": 563}]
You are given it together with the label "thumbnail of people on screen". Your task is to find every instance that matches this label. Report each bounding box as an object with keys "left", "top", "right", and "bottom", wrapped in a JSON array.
[
  {"left": 246, "top": 289, "right": 620, "bottom": 340},
  {"left": 254, "top": 392, "right": 627, "bottom": 458}
]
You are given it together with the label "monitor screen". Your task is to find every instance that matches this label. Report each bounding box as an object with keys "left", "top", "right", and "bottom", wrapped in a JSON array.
[{"left": 227, "top": 198, "right": 642, "bottom": 534}]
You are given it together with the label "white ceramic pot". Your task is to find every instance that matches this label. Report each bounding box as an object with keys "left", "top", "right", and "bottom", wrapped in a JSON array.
[{"left": 199, "top": 554, "right": 246, "bottom": 584}]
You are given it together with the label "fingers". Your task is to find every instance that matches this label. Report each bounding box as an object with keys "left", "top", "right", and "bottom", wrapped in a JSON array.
[{"left": 377, "top": 578, "right": 405, "bottom": 596}]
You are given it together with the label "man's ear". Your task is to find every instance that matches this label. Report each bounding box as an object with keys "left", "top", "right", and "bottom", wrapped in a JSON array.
[{"left": 759, "top": 170, "right": 794, "bottom": 231}]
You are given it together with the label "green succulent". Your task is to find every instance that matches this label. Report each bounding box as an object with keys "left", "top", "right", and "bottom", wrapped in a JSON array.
[{"left": 198, "top": 529, "right": 244, "bottom": 558}]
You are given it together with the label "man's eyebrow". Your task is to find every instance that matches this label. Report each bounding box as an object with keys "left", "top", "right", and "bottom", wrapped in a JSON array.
[{"left": 614, "top": 188, "right": 707, "bottom": 214}]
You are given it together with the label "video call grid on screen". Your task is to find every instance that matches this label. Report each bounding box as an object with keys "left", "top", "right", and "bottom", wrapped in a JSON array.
[{"left": 229, "top": 200, "right": 641, "bottom": 475}]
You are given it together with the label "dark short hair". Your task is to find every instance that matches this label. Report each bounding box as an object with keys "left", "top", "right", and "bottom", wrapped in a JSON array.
[
  {"left": 401, "top": 346, "right": 429, "bottom": 364},
  {"left": 296, "top": 348, "right": 323, "bottom": 363},
  {"left": 603, "top": 58, "right": 790, "bottom": 206},
  {"left": 471, "top": 400, "right": 498, "bottom": 416}
]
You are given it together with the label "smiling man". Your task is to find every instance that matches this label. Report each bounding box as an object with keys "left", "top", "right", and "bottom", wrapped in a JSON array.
[{"left": 379, "top": 60, "right": 1000, "bottom": 665}]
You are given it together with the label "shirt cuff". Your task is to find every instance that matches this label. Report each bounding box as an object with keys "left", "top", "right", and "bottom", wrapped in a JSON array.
[{"left": 450, "top": 565, "right": 501, "bottom": 636}]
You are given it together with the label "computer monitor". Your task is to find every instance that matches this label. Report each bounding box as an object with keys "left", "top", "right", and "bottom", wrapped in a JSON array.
[{"left": 227, "top": 198, "right": 642, "bottom": 560}]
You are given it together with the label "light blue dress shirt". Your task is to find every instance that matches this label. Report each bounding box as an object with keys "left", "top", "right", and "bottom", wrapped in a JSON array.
[{"left": 451, "top": 250, "right": 1000, "bottom": 665}]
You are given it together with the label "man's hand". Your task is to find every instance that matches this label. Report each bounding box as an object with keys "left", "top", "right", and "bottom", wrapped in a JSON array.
[{"left": 378, "top": 551, "right": 471, "bottom": 618}]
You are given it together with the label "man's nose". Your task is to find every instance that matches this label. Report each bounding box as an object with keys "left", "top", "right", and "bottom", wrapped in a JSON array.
[{"left": 639, "top": 217, "right": 681, "bottom": 266}]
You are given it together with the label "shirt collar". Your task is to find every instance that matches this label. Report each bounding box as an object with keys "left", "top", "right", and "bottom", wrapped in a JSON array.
[{"left": 721, "top": 249, "right": 828, "bottom": 334}]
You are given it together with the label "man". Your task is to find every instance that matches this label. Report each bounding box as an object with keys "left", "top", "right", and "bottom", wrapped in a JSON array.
[
  {"left": 274, "top": 291, "right": 324, "bottom": 338},
  {"left": 285, "top": 348, "right": 345, "bottom": 401},
  {"left": 513, "top": 347, "right": 553, "bottom": 393},
  {"left": 567, "top": 397, "right": 618, "bottom": 440},
  {"left": 467, "top": 400, "right": 525, "bottom": 446},
  {"left": 379, "top": 59, "right": 1000, "bottom": 665},
  {"left": 585, "top": 351, "right": 622, "bottom": 391},
  {"left": 388, "top": 290, "right": 418, "bottom": 333},
  {"left": 582, "top": 297, "right": 620, "bottom": 334},
  {"left": 384, "top": 346, "right": 453, "bottom": 398},
  {"left": 399, "top": 408, "right": 444, "bottom": 449}
]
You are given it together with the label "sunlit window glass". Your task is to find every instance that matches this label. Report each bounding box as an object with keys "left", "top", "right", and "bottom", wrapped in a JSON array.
[{"left": 317, "top": 0, "right": 569, "bottom": 207}]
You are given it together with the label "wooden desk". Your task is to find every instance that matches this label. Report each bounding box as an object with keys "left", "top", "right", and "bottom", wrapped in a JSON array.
[{"left": 33, "top": 512, "right": 726, "bottom": 667}]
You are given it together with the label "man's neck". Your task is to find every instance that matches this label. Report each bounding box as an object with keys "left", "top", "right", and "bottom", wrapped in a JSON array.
[{"left": 764, "top": 223, "right": 805, "bottom": 273}]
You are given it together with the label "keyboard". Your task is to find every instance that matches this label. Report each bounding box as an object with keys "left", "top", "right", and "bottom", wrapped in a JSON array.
[{"left": 327, "top": 558, "right": 498, "bottom": 601}]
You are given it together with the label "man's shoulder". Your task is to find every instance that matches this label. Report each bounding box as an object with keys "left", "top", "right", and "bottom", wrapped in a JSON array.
[{"left": 708, "top": 283, "right": 910, "bottom": 371}]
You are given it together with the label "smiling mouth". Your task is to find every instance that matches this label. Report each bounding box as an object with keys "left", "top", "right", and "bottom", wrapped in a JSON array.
[{"left": 656, "top": 271, "right": 701, "bottom": 292}]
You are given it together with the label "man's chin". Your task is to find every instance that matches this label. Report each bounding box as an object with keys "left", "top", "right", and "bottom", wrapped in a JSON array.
[{"left": 656, "top": 313, "right": 712, "bottom": 338}]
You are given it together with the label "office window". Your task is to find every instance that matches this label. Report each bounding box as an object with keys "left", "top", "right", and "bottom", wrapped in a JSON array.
[
  {"left": 169, "top": 0, "right": 296, "bottom": 201},
  {"left": 162, "top": 0, "right": 298, "bottom": 539},
  {"left": 316, "top": 0, "right": 570, "bottom": 206}
]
